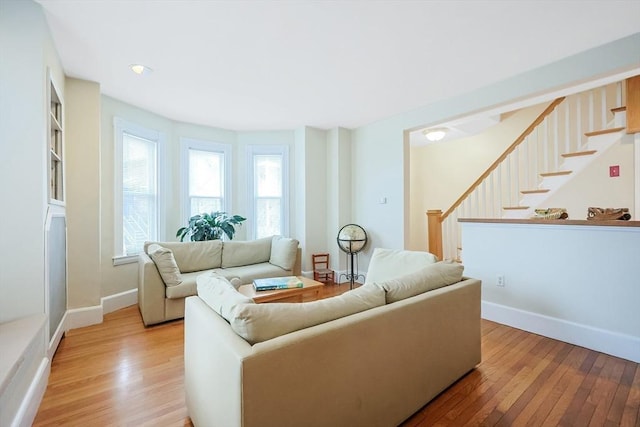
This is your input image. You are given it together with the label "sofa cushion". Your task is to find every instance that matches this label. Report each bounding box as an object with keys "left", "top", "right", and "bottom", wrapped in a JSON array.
[
  {"left": 364, "top": 248, "right": 438, "bottom": 285},
  {"left": 221, "top": 237, "right": 272, "bottom": 268},
  {"left": 165, "top": 271, "right": 202, "bottom": 299},
  {"left": 269, "top": 236, "right": 299, "bottom": 270},
  {"left": 148, "top": 244, "right": 183, "bottom": 287},
  {"left": 145, "top": 240, "right": 223, "bottom": 273},
  {"left": 213, "top": 262, "right": 291, "bottom": 286},
  {"left": 373, "top": 261, "right": 464, "bottom": 303},
  {"left": 196, "top": 273, "right": 254, "bottom": 320},
  {"left": 230, "top": 284, "right": 385, "bottom": 344}
]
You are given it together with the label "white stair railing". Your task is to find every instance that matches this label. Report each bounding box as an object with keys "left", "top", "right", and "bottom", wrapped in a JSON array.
[{"left": 434, "top": 81, "right": 625, "bottom": 261}]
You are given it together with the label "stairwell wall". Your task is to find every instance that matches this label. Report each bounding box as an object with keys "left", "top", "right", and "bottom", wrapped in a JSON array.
[{"left": 543, "top": 133, "right": 636, "bottom": 220}]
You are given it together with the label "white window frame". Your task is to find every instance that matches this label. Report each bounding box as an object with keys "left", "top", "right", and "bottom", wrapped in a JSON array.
[
  {"left": 113, "top": 117, "right": 166, "bottom": 265},
  {"left": 180, "top": 137, "right": 232, "bottom": 224},
  {"left": 247, "top": 145, "right": 290, "bottom": 240}
]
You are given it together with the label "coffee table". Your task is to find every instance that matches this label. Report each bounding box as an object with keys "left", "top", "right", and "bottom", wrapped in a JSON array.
[{"left": 237, "top": 276, "right": 324, "bottom": 303}]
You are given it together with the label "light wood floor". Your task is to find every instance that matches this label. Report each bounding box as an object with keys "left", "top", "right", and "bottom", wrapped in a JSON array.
[{"left": 34, "top": 283, "right": 640, "bottom": 426}]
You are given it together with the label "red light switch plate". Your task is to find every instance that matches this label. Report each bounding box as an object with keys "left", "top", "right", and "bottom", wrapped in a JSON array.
[{"left": 610, "top": 165, "right": 620, "bottom": 177}]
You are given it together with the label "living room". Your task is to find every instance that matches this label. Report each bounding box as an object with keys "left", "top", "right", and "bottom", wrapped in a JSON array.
[{"left": 1, "top": 1, "right": 639, "bottom": 426}]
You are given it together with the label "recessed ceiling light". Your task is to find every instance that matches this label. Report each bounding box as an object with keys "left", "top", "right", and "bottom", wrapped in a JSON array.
[
  {"left": 129, "top": 64, "right": 153, "bottom": 76},
  {"left": 423, "top": 128, "right": 448, "bottom": 142}
]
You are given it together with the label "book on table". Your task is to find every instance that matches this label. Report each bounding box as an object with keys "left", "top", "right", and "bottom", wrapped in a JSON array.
[{"left": 253, "top": 276, "right": 303, "bottom": 291}]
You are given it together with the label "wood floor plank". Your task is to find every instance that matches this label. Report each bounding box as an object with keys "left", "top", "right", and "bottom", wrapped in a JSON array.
[
  {"left": 606, "top": 361, "right": 637, "bottom": 425},
  {"left": 33, "top": 299, "right": 640, "bottom": 427}
]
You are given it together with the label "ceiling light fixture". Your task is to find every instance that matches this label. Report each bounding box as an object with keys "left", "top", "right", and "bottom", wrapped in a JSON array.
[
  {"left": 129, "top": 64, "right": 152, "bottom": 76},
  {"left": 423, "top": 128, "right": 448, "bottom": 142}
]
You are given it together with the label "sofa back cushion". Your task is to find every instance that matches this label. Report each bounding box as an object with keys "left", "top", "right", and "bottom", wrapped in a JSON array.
[
  {"left": 230, "top": 285, "right": 385, "bottom": 344},
  {"left": 147, "top": 244, "right": 183, "bottom": 287},
  {"left": 365, "top": 248, "right": 438, "bottom": 285},
  {"left": 146, "top": 240, "right": 223, "bottom": 273},
  {"left": 221, "top": 236, "right": 272, "bottom": 268},
  {"left": 269, "top": 236, "right": 299, "bottom": 270},
  {"left": 373, "top": 261, "right": 464, "bottom": 303}
]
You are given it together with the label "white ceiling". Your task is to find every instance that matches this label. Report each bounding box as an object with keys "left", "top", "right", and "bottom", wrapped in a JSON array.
[{"left": 37, "top": 0, "right": 640, "bottom": 131}]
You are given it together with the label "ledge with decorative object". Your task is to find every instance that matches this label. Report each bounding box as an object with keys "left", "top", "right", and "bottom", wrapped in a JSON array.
[{"left": 459, "top": 218, "right": 639, "bottom": 228}]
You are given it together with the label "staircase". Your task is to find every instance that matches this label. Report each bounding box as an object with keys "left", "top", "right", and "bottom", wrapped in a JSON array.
[
  {"left": 503, "top": 120, "right": 626, "bottom": 219},
  {"left": 429, "top": 81, "right": 628, "bottom": 261}
]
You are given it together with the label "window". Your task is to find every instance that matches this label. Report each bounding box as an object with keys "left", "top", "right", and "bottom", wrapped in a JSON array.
[
  {"left": 181, "top": 138, "right": 231, "bottom": 220},
  {"left": 114, "top": 118, "right": 164, "bottom": 263},
  {"left": 248, "top": 145, "right": 289, "bottom": 239}
]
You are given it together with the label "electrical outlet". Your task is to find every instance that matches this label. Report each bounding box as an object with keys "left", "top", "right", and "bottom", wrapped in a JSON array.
[{"left": 497, "top": 275, "right": 505, "bottom": 287}]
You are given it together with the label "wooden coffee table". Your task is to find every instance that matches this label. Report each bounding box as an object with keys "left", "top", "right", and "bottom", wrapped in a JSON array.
[{"left": 238, "top": 276, "right": 324, "bottom": 303}]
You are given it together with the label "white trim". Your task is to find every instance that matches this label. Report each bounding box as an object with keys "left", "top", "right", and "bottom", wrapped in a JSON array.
[
  {"left": 482, "top": 300, "right": 640, "bottom": 363},
  {"left": 102, "top": 289, "right": 138, "bottom": 315},
  {"left": 112, "top": 254, "right": 138, "bottom": 266},
  {"left": 635, "top": 132, "right": 639, "bottom": 220},
  {"left": 113, "top": 117, "right": 166, "bottom": 258},
  {"left": 10, "top": 357, "right": 49, "bottom": 427},
  {"left": 247, "top": 144, "right": 290, "bottom": 239},
  {"left": 63, "top": 305, "right": 103, "bottom": 331},
  {"left": 47, "top": 311, "right": 66, "bottom": 360},
  {"left": 180, "top": 137, "right": 232, "bottom": 222}
]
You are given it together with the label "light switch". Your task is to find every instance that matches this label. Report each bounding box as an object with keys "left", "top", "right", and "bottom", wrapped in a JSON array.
[{"left": 379, "top": 197, "right": 387, "bottom": 204}]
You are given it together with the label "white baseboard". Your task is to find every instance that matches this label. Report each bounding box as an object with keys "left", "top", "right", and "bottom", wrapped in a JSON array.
[
  {"left": 62, "top": 289, "right": 139, "bottom": 332},
  {"left": 10, "top": 357, "right": 49, "bottom": 427},
  {"left": 482, "top": 300, "right": 640, "bottom": 363},
  {"left": 102, "top": 289, "right": 138, "bottom": 315},
  {"left": 63, "top": 305, "right": 103, "bottom": 332}
]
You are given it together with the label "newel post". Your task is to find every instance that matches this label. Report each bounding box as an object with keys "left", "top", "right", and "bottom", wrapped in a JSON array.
[{"left": 426, "top": 210, "right": 443, "bottom": 260}]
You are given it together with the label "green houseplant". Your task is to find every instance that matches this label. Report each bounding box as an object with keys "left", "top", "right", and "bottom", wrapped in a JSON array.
[{"left": 176, "top": 211, "right": 247, "bottom": 241}]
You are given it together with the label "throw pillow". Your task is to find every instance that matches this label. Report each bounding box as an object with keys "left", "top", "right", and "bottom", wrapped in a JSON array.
[
  {"left": 364, "top": 248, "right": 438, "bottom": 285},
  {"left": 196, "top": 272, "right": 254, "bottom": 321},
  {"left": 148, "top": 244, "right": 183, "bottom": 287},
  {"left": 230, "top": 284, "right": 385, "bottom": 344},
  {"left": 374, "top": 260, "right": 464, "bottom": 303},
  {"left": 269, "top": 236, "right": 299, "bottom": 270}
]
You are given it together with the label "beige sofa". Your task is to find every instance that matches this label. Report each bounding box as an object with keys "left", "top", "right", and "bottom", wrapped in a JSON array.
[
  {"left": 184, "top": 249, "right": 481, "bottom": 427},
  {"left": 138, "top": 236, "right": 301, "bottom": 326}
]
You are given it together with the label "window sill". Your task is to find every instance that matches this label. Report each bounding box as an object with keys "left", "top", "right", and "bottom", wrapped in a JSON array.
[{"left": 112, "top": 254, "right": 138, "bottom": 266}]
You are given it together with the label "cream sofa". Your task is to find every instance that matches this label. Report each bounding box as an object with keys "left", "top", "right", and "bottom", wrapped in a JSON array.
[
  {"left": 184, "top": 249, "right": 481, "bottom": 427},
  {"left": 138, "top": 236, "right": 301, "bottom": 326}
]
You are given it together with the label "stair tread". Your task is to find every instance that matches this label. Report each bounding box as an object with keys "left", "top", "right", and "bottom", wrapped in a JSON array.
[
  {"left": 611, "top": 106, "right": 626, "bottom": 113},
  {"left": 584, "top": 127, "right": 625, "bottom": 137},
  {"left": 540, "top": 170, "right": 572, "bottom": 177},
  {"left": 561, "top": 150, "right": 597, "bottom": 158},
  {"left": 503, "top": 206, "right": 530, "bottom": 210},
  {"left": 521, "top": 189, "right": 550, "bottom": 194}
]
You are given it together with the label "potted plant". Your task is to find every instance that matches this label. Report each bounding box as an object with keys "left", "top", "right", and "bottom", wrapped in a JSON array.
[{"left": 176, "top": 211, "right": 247, "bottom": 241}]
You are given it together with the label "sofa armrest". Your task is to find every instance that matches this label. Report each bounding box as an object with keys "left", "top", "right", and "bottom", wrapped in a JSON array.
[
  {"left": 293, "top": 247, "right": 302, "bottom": 276},
  {"left": 185, "top": 296, "right": 252, "bottom": 427},
  {"left": 138, "top": 252, "right": 167, "bottom": 326}
]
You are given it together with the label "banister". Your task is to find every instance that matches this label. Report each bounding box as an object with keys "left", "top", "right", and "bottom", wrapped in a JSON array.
[{"left": 440, "top": 97, "right": 565, "bottom": 222}]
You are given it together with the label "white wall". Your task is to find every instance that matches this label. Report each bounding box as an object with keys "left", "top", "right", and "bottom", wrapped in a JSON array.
[
  {"left": 351, "top": 33, "right": 640, "bottom": 270},
  {"left": 544, "top": 133, "right": 636, "bottom": 220},
  {"left": 0, "top": 1, "right": 65, "bottom": 425},
  {"left": 462, "top": 221, "right": 640, "bottom": 362},
  {"left": 0, "top": 0, "right": 64, "bottom": 322}
]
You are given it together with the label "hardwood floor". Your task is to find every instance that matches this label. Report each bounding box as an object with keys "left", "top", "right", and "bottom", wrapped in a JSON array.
[{"left": 34, "top": 283, "right": 640, "bottom": 426}]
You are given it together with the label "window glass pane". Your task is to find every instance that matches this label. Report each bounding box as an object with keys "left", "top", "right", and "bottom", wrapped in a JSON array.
[
  {"left": 255, "top": 155, "right": 281, "bottom": 197},
  {"left": 256, "top": 198, "right": 281, "bottom": 238},
  {"left": 123, "top": 133, "right": 157, "bottom": 255},
  {"left": 189, "top": 149, "right": 222, "bottom": 197},
  {"left": 190, "top": 197, "right": 222, "bottom": 217}
]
